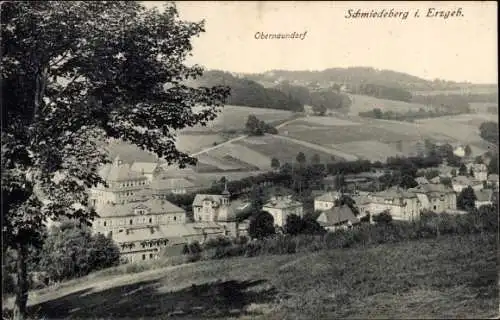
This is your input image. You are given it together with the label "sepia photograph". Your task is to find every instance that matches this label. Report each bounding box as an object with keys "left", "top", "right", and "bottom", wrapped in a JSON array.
[{"left": 1, "top": 1, "right": 498, "bottom": 319}]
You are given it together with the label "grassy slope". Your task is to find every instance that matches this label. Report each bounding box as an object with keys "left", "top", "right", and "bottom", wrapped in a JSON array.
[
  {"left": 348, "top": 94, "right": 431, "bottom": 115},
  {"left": 14, "top": 233, "right": 498, "bottom": 319}
]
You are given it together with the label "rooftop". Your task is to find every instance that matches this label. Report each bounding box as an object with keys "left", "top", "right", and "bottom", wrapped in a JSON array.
[
  {"left": 130, "top": 162, "right": 160, "bottom": 175},
  {"left": 96, "top": 198, "right": 185, "bottom": 218},
  {"left": 111, "top": 223, "right": 201, "bottom": 244},
  {"left": 476, "top": 189, "right": 494, "bottom": 202},
  {"left": 317, "top": 205, "right": 359, "bottom": 227},
  {"left": 263, "top": 196, "right": 303, "bottom": 209},
  {"left": 315, "top": 191, "right": 340, "bottom": 202}
]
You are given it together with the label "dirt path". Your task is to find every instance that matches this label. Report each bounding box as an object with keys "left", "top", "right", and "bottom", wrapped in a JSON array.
[{"left": 189, "top": 116, "right": 304, "bottom": 157}]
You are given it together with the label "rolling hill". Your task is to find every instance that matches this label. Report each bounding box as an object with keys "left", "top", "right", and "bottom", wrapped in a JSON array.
[{"left": 5, "top": 233, "right": 496, "bottom": 319}]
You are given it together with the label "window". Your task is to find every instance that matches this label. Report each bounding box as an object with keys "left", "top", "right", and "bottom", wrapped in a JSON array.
[
  {"left": 174, "top": 216, "right": 177, "bottom": 221},
  {"left": 149, "top": 218, "right": 152, "bottom": 223},
  {"left": 103, "top": 221, "right": 107, "bottom": 227},
  {"left": 129, "top": 219, "right": 133, "bottom": 225},
  {"left": 142, "top": 254, "right": 146, "bottom": 260},
  {"left": 150, "top": 254, "right": 154, "bottom": 259},
  {"left": 433, "top": 205, "right": 437, "bottom": 210}
]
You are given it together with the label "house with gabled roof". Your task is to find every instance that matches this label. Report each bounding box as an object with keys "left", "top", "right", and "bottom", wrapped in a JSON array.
[
  {"left": 130, "top": 162, "right": 162, "bottom": 182},
  {"left": 314, "top": 191, "right": 341, "bottom": 211},
  {"left": 191, "top": 185, "right": 251, "bottom": 237},
  {"left": 452, "top": 175, "right": 483, "bottom": 193},
  {"left": 475, "top": 189, "right": 495, "bottom": 209},
  {"left": 316, "top": 205, "right": 360, "bottom": 232}
]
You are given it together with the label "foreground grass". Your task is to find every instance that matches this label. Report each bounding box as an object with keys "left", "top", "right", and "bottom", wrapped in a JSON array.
[{"left": 4, "top": 233, "right": 498, "bottom": 319}]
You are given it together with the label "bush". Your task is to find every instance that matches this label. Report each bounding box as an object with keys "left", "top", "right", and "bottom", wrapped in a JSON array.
[{"left": 39, "top": 224, "right": 121, "bottom": 283}]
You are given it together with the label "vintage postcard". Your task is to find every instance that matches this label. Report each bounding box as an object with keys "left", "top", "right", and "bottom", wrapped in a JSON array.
[{"left": 1, "top": 1, "right": 498, "bottom": 319}]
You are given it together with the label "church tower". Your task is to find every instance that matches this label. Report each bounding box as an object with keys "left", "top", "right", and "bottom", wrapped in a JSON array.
[
  {"left": 221, "top": 182, "right": 230, "bottom": 206},
  {"left": 216, "top": 182, "right": 231, "bottom": 222}
]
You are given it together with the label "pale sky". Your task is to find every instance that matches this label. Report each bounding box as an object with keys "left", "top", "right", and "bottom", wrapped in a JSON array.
[{"left": 143, "top": 1, "right": 497, "bottom": 84}]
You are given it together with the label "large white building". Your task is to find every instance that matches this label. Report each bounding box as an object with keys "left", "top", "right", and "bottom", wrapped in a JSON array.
[
  {"left": 365, "top": 188, "right": 421, "bottom": 221},
  {"left": 408, "top": 183, "right": 457, "bottom": 213},
  {"left": 191, "top": 185, "right": 252, "bottom": 238},
  {"left": 262, "top": 194, "right": 304, "bottom": 227},
  {"left": 89, "top": 156, "right": 150, "bottom": 206}
]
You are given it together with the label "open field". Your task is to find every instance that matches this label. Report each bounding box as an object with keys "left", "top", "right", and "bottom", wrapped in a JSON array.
[
  {"left": 470, "top": 102, "right": 498, "bottom": 114},
  {"left": 175, "top": 133, "right": 230, "bottom": 155},
  {"left": 181, "top": 105, "right": 294, "bottom": 133},
  {"left": 298, "top": 116, "right": 361, "bottom": 126},
  {"left": 206, "top": 143, "right": 273, "bottom": 171},
  {"left": 412, "top": 86, "right": 498, "bottom": 96},
  {"left": 195, "top": 154, "right": 257, "bottom": 172},
  {"left": 10, "top": 233, "right": 497, "bottom": 319},
  {"left": 236, "top": 135, "right": 348, "bottom": 164},
  {"left": 280, "top": 124, "right": 419, "bottom": 145},
  {"left": 348, "top": 94, "right": 431, "bottom": 115},
  {"left": 415, "top": 118, "right": 485, "bottom": 144},
  {"left": 335, "top": 140, "right": 404, "bottom": 162}
]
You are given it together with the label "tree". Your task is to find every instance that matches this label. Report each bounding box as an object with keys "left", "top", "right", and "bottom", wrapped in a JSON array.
[
  {"left": 248, "top": 211, "right": 275, "bottom": 239},
  {"left": 334, "top": 195, "right": 360, "bottom": 216},
  {"left": 479, "top": 121, "right": 499, "bottom": 144},
  {"left": 245, "top": 115, "right": 261, "bottom": 133},
  {"left": 459, "top": 164, "right": 468, "bottom": 176},
  {"left": 440, "top": 177, "right": 452, "bottom": 188},
  {"left": 468, "top": 168, "right": 475, "bottom": 178},
  {"left": 1, "top": 3, "right": 229, "bottom": 318},
  {"left": 271, "top": 158, "right": 280, "bottom": 171},
  {"left": 372, "top": 210, "right": 393, "bottom": 224},
  {"left": 249, "top": 185, "right": 266, "bottom": 211},
  {"left": 424, "top": 169, "right": 440, "bottom": 180},
  {"left": 296, "top": 152, "right": 306, "bottom": 167},
  {"left": 284, "top": 214, "right": 303, "bottom": 236},
  {"left": 312, "top": 103, "right": 327, "bottom": 116},
  {"left": 311, "top": 153, "right": 321, "bottom": 165},
  {"left": 457, "top": 186, "right": 477, "bottom": 211},
  {"left": 39, "top": 223, "right": 120, "bottom": 283},
  {"left": 89, "top": 233, "right": 121, "bottom": 271},
  {"left": 219, "top": 176, "right": 227, "bottom": 185},
  {"left": 373, "top": 108, "right": 383, "bottom": 119},
  {"left": 451, "top": 168, "right": 457, "bottom": 177},
  {"left": 488, "top": 155, "right": 499, "bottom": 174},
  {"left": 464, "top": 145, "right": 472, "bottom": 157},
  {"left": 399, "top": 175, "right": 418, "bottom": 189}
]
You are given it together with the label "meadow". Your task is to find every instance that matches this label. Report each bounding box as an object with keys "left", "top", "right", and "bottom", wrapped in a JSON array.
[
  {"left": 235, "top": 135, "right": 341, "bottom": 164},
  {"left": 181, "top": 105, "right": 295, "bottom": 133},
  {"left": 347, "top": 94, "right": 430, "bottom": 115},
  {"left": 8, "top": 233, "right": 497, "bottom": 319}
]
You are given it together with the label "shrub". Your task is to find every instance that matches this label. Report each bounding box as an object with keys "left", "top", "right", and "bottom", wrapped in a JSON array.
[{"left": 39, "top": 224, "right": 120, "bottom": 283}]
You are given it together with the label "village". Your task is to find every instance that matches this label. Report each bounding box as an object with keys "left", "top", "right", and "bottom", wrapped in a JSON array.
[{"left": 87, "top": 145, "right": 499, "bottom": 264}]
